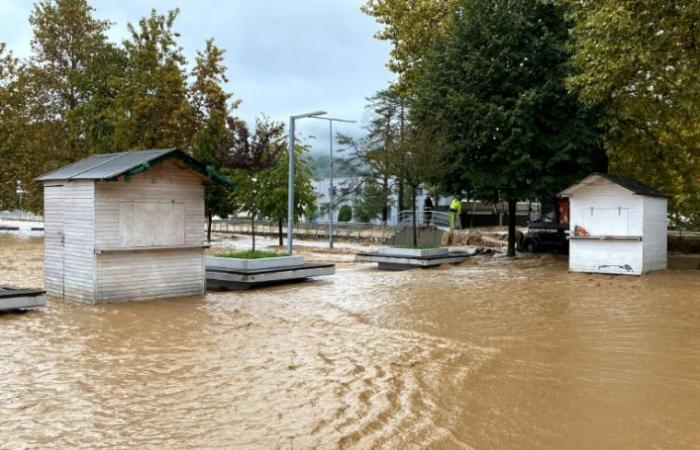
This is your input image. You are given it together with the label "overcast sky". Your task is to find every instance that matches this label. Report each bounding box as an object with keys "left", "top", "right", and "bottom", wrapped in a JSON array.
[{"left": 0, "top": 0, "right": 394, "bottom": 154}]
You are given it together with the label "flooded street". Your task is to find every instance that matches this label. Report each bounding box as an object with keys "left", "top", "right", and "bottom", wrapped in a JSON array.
[{"left": 2, "top": 233, "right": 700, "bottom": 449}]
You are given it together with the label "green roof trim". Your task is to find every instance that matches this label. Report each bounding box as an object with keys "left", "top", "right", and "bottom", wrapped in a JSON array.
[{"left": 121, "top": 149, "right": 234, "bottom": 188}]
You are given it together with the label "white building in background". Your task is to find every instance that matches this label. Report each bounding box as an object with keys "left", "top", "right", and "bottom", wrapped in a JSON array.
[
  {"left": 559, "top": 173, "right": 668, "bottom": 276},
  {"left": 311, "top": 177, "right": 442, "bottom": 225}
]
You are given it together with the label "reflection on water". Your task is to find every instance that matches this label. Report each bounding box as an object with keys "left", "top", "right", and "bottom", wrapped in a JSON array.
[{"left": 1, "top": 233, "right": 700, "bottom": 449}]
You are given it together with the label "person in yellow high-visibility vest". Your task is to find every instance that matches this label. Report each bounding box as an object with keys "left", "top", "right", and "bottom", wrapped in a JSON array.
[{"left": 449, "top": 198, "right": 462, "bottom": 229}]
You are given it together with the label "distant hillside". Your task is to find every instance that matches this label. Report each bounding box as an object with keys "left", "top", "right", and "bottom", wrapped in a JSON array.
[{"left": 309, "top": 154, "right": 356, "bottom": 180}]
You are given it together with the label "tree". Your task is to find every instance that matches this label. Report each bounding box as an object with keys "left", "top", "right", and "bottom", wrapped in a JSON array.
[
  {"left": 27, "top": 0, "right": 116, "bottom": 156},
  {"left": 413, "top": 0, "right": 605, "bottom": 256},
  {"left": 0, "top": 43, "right": 29, "bottom": 211},
  {"left": 362, "top": 0, "right": 459, "bottom": 93},
  {"left": 353, "top": 181, "right": 387, "bottom": 223},
  {"left": 257, "top": 140, "right": 317, "bottom": 247},
  {"left": 190, "top": 39, "right": 239, "bottom": 241},
  {"left": 570, "top": 0, "right": 700, "bottom": 227},
  {"left": 386, "top": 126, "right": 442, "bottom": 246},
  {"left": 111, "top": 9, "right": 192, "bottom": 150},
  {"left": 336, "top": 88, "right": 408, "bottom": 222},
  {"left": 10, "top": 0, "right": 120, "bottom": 211},
  {"left": 221, "top": 116, "right": 286, "bottom": 251},
  {"left": 338, "top": 205, "right": 352, "bottom": 223}
]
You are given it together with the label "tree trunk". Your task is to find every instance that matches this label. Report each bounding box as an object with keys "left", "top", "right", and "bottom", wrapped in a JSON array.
[
  {"left": 397, "top": 178, "right": 405, "bottom": 212},
  {"left": 412, "top": 185, "right": 418, "bottom": 247},
  {"left": 507, "top": 199, "right": 517, "bottom": 257},
  {"left": 278, "top": 219, "right": 283, "bottom": 247},
  {"left": 207, "top": 212, "right": 213, "bottom": 243},
  {"left": 381, "top": 176, "right": 389, "bottom": 222},
  {"left": 251, "top": 212, "right": 256, "bottom": 252}
]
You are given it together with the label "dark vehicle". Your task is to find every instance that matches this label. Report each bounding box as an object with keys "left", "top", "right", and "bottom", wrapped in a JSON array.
[{"left": 518, "top": 198, "right": 569, "bottom": 253}]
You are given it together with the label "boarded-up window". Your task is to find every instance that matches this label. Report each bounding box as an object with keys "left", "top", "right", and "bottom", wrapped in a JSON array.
[{"left": 119, "top": 202, "right": 185, "bottom": 247}]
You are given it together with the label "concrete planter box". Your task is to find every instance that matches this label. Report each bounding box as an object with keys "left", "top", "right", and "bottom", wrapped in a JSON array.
[
  {"left": 377, "top": 247, "right": 448, "bottom": 257},
  {"left": 206, "top": 255, "right": 304, "bottom": 270}
]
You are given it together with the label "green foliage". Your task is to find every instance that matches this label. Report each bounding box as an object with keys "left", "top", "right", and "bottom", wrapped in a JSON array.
[
  {"left": 412, "top": 0, "right": 604, "bottom": 253},
  {"left": 338, "top": 205, "right": 353, "bottom": 222},
  {"left": 309, "top": 153, "right": 354, "bottom": 180},
  {"left": 353, "top": 182, "right": 387, "bottom": 223},
  {"left": 2, "top": 0, "right": 121, "bottom": 211},
  {"left": 256, "top": 142, "right": 317, "bottom": 225},
  {"left": 570, "top": 0, "right": 700, "bottom": 227},
  {"left": 362, "top": 0, "right": 459, "bottom": 93},
  {"left": 0, "top": 43, "right": 30, "bottom": 211},
  {"left": 190, "top": 39, "right": 238, "bottom": 220},
  {"left": 111, "top": 9, "right": 191, "bottom": 150},
  {"left": 222, "top": 117, "right": 316, "bottom": 248},
  {"left": 214, "top": 250, "right": 281, "bottom": 259},
  {"left": 0, "top": 2, "right": 241, "bottom": 215}
]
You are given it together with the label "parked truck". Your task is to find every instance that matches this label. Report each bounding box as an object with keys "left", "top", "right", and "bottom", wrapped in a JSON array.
[{"left": 518, "top": 198, "right": 570, "bottom": 253}]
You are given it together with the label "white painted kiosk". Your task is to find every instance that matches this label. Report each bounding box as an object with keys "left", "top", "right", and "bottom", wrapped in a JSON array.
[{"left": 559, "top": 173, "right": 668, "bottom": 275}]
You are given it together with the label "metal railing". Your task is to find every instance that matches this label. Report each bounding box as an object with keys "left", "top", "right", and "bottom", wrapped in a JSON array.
[
  {"left": 0, "top": 211, "right": 44, "bottom": 222},
  {"left": 395, "top": 210, "right": 460, "bottom": 231},
  {"left": 210, "top": 218, "right": 395, "bottom": 243}
]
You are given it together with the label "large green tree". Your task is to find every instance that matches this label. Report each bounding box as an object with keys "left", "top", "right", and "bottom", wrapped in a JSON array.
[
  {"left": 413, "top": 0, "right": 605, "bottom": 256},
  {"left": 362, "top": 0, "right": 459, "bottom": 93},
  {"left": 189, "top": 39, "right": 239, "bottom": 240},
  {"left": 111, "top": 9, "right": 192, "bottom": 150},
  {"left": 27, "top": 0, "right": 117, "bottom": 158},
  {"left": 0, "top": 44, "right": 29, "bottom": 211},
  {"left": 5, "top": 0, "right": 121, "bottom": 211},
  {"left": 221, "top": 116, "right": 287, "bottom": 251},
  {"left": 570, "top": 0, "right": 700, "bottom": 227}
]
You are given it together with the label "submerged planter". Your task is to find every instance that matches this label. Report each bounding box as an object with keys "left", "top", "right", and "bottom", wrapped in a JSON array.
[
  {"left": 206, "top": 254, "right": 335, "bottom": 290},
  {"left": 377, "top": 247, "right": 448, "bottom": 257},
  {"left": 357, "top": 246, "right": 474, "bottom": 271},
  {"left": 206, "top": 255, "right": 304, "bottom": 270}
]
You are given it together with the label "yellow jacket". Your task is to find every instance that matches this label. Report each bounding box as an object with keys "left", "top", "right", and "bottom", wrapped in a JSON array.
[{"left": 449, "top": 198, "right": 462, "bottom": 214}]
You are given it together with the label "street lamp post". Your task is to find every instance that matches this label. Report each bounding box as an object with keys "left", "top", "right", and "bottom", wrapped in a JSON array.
[
  {"left": 288, "top": 111, "right": 327, "bottom": 255},
  {"left": 310, "top": 117, "right": 356, "bottom": 248},
  {"left": 16, "top": 180, "right": 26, "bottom": 221}
]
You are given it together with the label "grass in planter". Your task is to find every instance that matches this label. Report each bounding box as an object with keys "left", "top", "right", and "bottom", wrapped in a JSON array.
[{"left": 215, "top": 250, "right": 282, "bottom": 259}]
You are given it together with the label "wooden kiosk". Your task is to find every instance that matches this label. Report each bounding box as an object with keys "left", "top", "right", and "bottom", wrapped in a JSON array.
[{"left": 36, "top": 149, "right": 222, "bottom": 303}]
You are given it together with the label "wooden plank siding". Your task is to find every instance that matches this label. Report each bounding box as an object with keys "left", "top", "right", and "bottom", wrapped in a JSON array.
[
  {"left": 92, "top": 161, "right": 207, "bottom": 302},
  {"left": 43, "top": 181, "right": 96, "bottom": 303},
  {"left": 95, "top": 250, "right": 204, "bottom": 302}
]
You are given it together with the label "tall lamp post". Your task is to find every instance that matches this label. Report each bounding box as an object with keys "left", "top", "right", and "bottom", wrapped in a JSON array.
[
  {"left": 310, "top": 117, "right": 357, "bottom": 248},
  {"left": 288, "top": 110, "right": 327, "bottom": 255},
  {"left": 16, "top": 180, "right": 26, "bottom": 221}
]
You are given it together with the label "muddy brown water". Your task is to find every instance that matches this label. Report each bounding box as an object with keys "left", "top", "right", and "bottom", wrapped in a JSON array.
[{"left": 1, "top": 233, "right": 700, "bottom": 449}]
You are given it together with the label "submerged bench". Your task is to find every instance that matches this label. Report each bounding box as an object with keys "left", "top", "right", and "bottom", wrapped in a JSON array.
[
  {"left": 0, "top": 286, "right": 47, "bottom": 311},
  {"left": 206, "top": 255, "right": 335, "bottom": 290}
]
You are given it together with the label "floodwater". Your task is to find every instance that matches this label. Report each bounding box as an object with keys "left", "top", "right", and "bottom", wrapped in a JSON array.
[{"left": 2, "top": 233, "right": 700, "bottom": 449}]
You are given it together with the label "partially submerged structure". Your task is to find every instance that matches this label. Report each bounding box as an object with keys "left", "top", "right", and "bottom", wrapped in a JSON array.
[
  {"left": 37, "top": 149, "right": 225, "bottom": 303},
  {"left": 356, "top": 247, "right": 477, "bottom": 270},
  {"left": 0, "top": 286, "right": 46, "bottom": 311},
  {"left": 559, "top": 173, "right": 668, "bottom": 275},
  {"left": 206, "top": 255, "right": 335, "bottom": 290}
]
